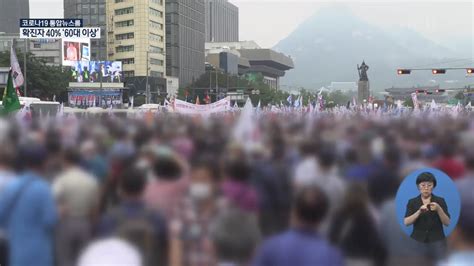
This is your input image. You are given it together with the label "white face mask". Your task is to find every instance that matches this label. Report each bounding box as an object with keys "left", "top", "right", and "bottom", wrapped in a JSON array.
[{"left": 189, "top": 183, "right": 212, "bottom": 201}]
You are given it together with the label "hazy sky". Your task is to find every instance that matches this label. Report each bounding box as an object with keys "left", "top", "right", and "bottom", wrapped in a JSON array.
[{"left": 30, "top": 0, "right": 473, "bottom": 48}]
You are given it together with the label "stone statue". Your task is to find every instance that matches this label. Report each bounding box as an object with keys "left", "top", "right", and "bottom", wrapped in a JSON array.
[{"left": 357, "top": 61, "right": 369, "bottom": 81}]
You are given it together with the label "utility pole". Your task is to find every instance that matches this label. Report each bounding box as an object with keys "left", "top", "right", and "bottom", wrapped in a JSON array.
[
  {"left": 23, "top": 39, "right": 28, "bottom": 97},
  {"left": 146, "top": 50, "right": 149, "bottom": 104},
  {"left": 215, "top": 70, "right": 218, "bottom": 100}
]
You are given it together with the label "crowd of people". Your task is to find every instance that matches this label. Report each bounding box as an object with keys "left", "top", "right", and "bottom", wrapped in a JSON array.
[{"left": 0, "top": 111, "right": 473, "bottom": 266}]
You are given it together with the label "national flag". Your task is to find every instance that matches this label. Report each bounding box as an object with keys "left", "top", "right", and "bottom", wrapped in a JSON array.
[
  {"left": 294, "top": 96, "right": 300, "bottom": 108},
  {"left": 56, "top": 103, "right": 64, "bottom": 118},
  {"left": 286, "top": 95, "right": 292, "bottom": 105},
  {"left": 205, "top": 94, "right": 211, "bottom": 104},
  {"left": 430, "top": 99, "right": 437, "bottom": 110},
  {"left": 10, "top": 44, "right": 24, "bottom": 89},
  {"left": 1, "top": 70, "right": 21, "bottom": 115},
  {"left": 318, "top": 94, "right": 325, "bottom": 111},
  {"left": 411, "top": 93, "right": 419, "bottom": 110}
]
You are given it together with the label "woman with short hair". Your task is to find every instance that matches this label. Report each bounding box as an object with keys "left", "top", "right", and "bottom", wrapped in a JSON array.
[{"left": 404, "top": 172, "right": 450, "bottom": 243}]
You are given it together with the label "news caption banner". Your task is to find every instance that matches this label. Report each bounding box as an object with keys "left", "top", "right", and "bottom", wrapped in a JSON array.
[{"left": 19, "top": 19, "right": 100, "bottom": 39}]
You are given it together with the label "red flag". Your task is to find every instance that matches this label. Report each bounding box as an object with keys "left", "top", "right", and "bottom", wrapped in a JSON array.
[{"left": 205, "top": 94, "right": 210, "bottom": 104}]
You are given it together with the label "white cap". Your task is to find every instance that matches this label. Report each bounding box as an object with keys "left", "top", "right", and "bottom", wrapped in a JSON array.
[{"left": 77, "top": 238, "right": 142, "bottom": 266}]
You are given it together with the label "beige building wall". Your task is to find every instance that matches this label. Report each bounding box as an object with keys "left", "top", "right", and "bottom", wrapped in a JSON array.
[{"left": 107, "top": 0, "right": 166, "bottom": 78}]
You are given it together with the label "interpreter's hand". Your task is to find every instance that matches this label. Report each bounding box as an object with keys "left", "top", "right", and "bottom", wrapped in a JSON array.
[
  {"left": 429, "top": 202, "right": 440, "bottom": 212},
  {"left": 419, "top": 204, "right": 429, "bottom": 213}
]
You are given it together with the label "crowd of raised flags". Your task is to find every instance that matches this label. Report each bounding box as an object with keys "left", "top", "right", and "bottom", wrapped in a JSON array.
[{"left": 2, "top": 43, "right": 473, "bottom": 119}]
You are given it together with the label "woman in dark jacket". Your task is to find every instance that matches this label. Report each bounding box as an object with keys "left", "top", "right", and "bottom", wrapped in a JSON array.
[
  {"left": 404, "top": 172, "right": 450, "bottom": 243},
  {"left": 329, "top": 183, "right": 387, "bottom": 266}
]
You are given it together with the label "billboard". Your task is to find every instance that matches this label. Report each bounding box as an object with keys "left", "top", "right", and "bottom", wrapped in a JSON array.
[
  {"left": 68, "top": 89, "right": 123, "bottom": 108},
  {"left": 62, "top": 38, "right": 90, "bottom": 66},
  {"left": 70, "top": 61, "right": 123, "bottom": 83}
]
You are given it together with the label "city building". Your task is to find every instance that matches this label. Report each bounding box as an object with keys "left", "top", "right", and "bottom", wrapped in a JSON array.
[
  {"left": 0, "top": 0, "right": 29, "bottom": 34},
  {"left": 205, "top": 41, "right": 294, "bottom": 90},
  {"left": 384, "top": 85, "right": 451, "bottom": 102},
  {"left": 64, "top": 0, "right": 107, "bottom": 60},
  {"left": 29, "top": 39, "right": 62, "bottom": 66},
  {"left": 0, "top": 33, "right": 61, "bottom": 66},
  {"left": 107, "top": 0, "right": 167, "bottom": 98},
  {"left": 205, "top": 41, "right": 260, "bottom": 51},
  {"left": 0, "top": 67, "right": 9, "bottom": 88},
  {"left": 166, "top": 0, "right": 205, "bottom": 87},
  {"left": 204, "top": 0, "right": 238, "bottom": 42}
]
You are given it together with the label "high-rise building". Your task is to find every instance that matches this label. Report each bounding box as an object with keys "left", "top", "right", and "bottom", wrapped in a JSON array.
[
  {"left": 204, "top": 0, "right": 238, "bottom": 42},
  {"left": 166, "top": 0, "right": 205, "bottom": 87},
  {"left": 0, "top": 33, "right": 61, "bottom": 66},
  {"left": 107, "top": 0, "right": 167, "bottom": 97},
  {"left": 64, "top": 0, "right": 107, "bottom": 60},
  {"left": 0, "top": 0, "right": 29, "bottom": 34}
]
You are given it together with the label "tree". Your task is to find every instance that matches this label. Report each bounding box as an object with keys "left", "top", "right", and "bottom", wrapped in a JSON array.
[
  {"left": 0, "top": 50, "right": 69, "bottom": 101},
  {"left": 454, "top": 91, "right": 465, "bottom": 101},
  {"left": 184, "top": 71, "right": 291, "bottom": 106},
  {"left": 403, "top": 96, "right": 414, "bottom": 108}
]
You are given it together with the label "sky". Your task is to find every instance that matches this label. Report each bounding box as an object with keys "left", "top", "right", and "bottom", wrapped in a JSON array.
[{"left": 30, "top": 0, "right": 473, "bottom": 49}]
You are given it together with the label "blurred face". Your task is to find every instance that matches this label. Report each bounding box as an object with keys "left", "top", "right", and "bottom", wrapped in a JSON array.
[
  {"left": 418, "top": 181, "right": 434, "bottom": 197},
  {"left": 189, "top": 167, "right": 215, "bottom": 201}
]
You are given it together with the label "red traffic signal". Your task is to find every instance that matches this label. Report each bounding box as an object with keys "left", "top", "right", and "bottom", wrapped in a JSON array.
[
  {"left": 432, "top": 69, "right": 446, "bottom": 74},
  {"left": 468, "top": 68, "right": 473, "bottom": 74},
  {"left": 397, "top": 69, "right": 411, "bottom": 75}
]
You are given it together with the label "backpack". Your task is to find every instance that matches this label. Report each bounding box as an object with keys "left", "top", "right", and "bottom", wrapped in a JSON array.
[{"left": 111, "top": 207, "right": 159, "bottom": 266}]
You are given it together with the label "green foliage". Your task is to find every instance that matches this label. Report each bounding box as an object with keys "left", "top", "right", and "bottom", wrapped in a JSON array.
[
  {"left": 454, "top": 91, "right": 465, "bottom": 100},
  {"left": 185, "top": 71, "right": 291, "bottom": 106},
  {"left": 403, "top": 96, "right": 414, "bottom": 108},
  {"left": 134, "top": 95, "right": 146, "bottom": 107},
  {"left": 0, "top": 50, "right": 69, "bottom": 100}
]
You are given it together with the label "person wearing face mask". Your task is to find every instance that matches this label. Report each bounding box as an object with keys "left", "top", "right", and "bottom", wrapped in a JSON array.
[
  {"left": 404, "top": 172, "right": 450, "bottom": 243},
  {"left": 171, "top": 157, "right": 220, "bottom": 266}
]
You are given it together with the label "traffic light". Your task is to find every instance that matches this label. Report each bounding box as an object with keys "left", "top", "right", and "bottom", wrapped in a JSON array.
[
  {"left": 432, "top": 69, "right": 446, "bottom": 74},
  {"left": 467, "top": 68, "right": 474, "bottom": 74},
  {"left": 397, "top": 69, "right": 411, "bottom": 75}
]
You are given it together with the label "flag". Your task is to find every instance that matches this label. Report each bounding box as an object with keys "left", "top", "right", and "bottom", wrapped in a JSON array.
[
  {"left": 294, "top": 96, "right": 300, "bottom": 108},
  {"left": 195, "top": 96, "right": 200, "bottom": 105},
  {"left": 411, "top": 93, "right": 419, "bottom": 110},
  {"left": 286, "top": 95, "right": 292, "bottom": 105},
  {"left": 205, "top": 94, "right": 210, "bottom": 104},
  {"left": 56, "top": 103, "right": 64, "bottom": 119},
  {"left": 318, "top": 94, "right": 324, "bottom": 111},
  {"left": 10, "top": 44, "right": 24, "bottom": 89},
  {"left": 164, "top": 98, "right": 170, "bottom": 107},
  {"left": 430, "top": 99, "right": 437, "bottom": 110},
  {"left": 1, "top": 70, "right": 21, "bottom": 115},
  {"left": 310, "top": 100, "right": 315, "bottom": 113}
]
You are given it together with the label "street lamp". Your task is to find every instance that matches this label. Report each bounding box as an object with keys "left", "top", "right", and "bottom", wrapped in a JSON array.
[{"left": 145, "top": 50, "right": 166, "bottom": 104}]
